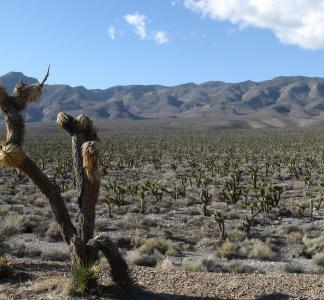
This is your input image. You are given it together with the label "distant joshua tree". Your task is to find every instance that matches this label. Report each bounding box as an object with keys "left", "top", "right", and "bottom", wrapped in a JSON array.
[{"left": 0, "top": 68, "right": 133, "bottom": 291}]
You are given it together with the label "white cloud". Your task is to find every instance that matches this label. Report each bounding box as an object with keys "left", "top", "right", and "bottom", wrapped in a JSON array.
[
  {"left": 108, "top": 25, "right": 116, "bottom": 40},
  {"left": 124, "top": 12, "right": 147, "bottom": 39},
  {"left": 183, "top": 0, "right": 324, "bottom": 50},
  {"left": 124, "top": 12, "right": 169, "bottom": 45},
  {"left": 154, "top": 31, "right": 168, "bottom": 44}
]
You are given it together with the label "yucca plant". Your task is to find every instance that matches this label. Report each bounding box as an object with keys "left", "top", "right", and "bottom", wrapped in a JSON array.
[{"left": 71, "top": 263, "right": 100, "bottom": 294}]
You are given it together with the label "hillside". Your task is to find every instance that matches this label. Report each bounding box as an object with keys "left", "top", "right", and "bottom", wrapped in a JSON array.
[{"left": 2, "top": 72, "right": 324, "bottom": 127}]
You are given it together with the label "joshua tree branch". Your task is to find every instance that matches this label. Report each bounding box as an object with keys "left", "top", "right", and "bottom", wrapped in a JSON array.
[
  {"left": 88, "top": 234, "right": 134, "bottom": 289},
  {"left": 57, "top": 112, "right": 100, "bottom": 243},
  {"left": 20, "top": 156, "right": 77, "bottom": 242},
  {"left": 0, "top": 72, "right": 77, "bottom": 243}
]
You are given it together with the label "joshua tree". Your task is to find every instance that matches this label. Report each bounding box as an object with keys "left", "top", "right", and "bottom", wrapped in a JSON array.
[{"left": 0, "top": 69, "right": 133, "bottom": 291}]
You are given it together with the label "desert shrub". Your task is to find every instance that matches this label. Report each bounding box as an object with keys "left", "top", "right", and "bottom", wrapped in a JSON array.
[
  {"left": 138, "top": 238, "right": 180, "bottom": 256},
  {"left": 303, "top": 234, "right": 324, "bottom": 250},
  {"left": 200, "top": 255, "right": 224, "bottom": 272},
  {"left": 156, "top": 258, "right": 174, "bottom": 270},
  {"left": 126, "top": 250, "right": 159, "bottom": 267},
  {"left": 248, "top": 240, "right": 274, "bottom": 260},
  {"left": 181, "top": 258, "right": 207, "bottom": 272},
  {"left": 285, "top": 231, "right": 303, "bottom": 244},
  {"left": 218, "top": 241, "right": 239, "bottom": 259},
  {"left": 0, "top": 213, "right": 30, "bottom": 240},
  {"left": 44, "top": 220, "right": 63, "bottom": 242},
  {"left": 224, "top": 261, "right": 259, "bottom": 274}
]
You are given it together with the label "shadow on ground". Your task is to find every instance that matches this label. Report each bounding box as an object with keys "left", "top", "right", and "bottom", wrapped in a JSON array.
[
  {"left": 257, "top": 293, "right": 290, "bottom": 300},
  {"left": 0, "top": 271, "right": 34, "bottom": 284}
]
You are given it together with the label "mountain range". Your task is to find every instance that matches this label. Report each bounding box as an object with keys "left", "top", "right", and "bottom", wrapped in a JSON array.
[{"left": 1, "top": 71, "right": 324, "bottom": 128}]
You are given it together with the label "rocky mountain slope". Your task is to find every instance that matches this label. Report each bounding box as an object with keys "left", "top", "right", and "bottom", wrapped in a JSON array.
[{"left": 2, "top": 72, "right": 324, "bottom": 125}]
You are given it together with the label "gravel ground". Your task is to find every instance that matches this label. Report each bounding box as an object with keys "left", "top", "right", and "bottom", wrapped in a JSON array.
[
  {"left": 1, "top": 259, "right": 323, "bottom": 300},
  {"left": 129, "top": 266, "right": 324, "bottom": 299}
]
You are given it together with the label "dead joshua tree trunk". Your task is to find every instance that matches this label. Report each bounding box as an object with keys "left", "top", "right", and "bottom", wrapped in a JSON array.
[{"left": 0, "top": 68, "right": 133, "bottom": 290}]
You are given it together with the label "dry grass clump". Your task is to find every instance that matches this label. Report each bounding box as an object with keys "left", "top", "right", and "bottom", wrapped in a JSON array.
[
  {"left": 138, "top": 238, "right": 180, "bottom": 256},
  {"left": 224, "top": 261, "right": 258, "bottom": 274},
  {"left": 180, "top": 256, "right": 258, "bottom": 274},
  {"left": 156, "top": 258, "right": 175, "bottom": 271},
  {"left": 303, "top": 234, "right": 324, "bottom": 250},
  {"left": 126, "top": 237, "right": 181, "bottom": 267},
  {"left": 248, "top": 240, "right": 274, "bottom": 260},
  {"left": 286, "top": 231, "right": 303, "bottom": 244},
  {"left": 44, "top": 220, "right": 63, "bottom": 242},
  {"left": 0, "top": 212, "right": 28, "bottom": 240},
  {"left": 181, "top": 258, "right": 208, "bottom": 272},
  {"left": 126, "top": 249, "right": 158, "bottom": 267},
  {"left": 313, "top": 251, "right": 324, "bottom": 267},
  {"left": 218, "top": 240, "right": 239, "bottom": 259},
  {"left": 280, "top": 225, "right": 304, "bottom": 244},
  {"left": 302, "top": 234, "right": 324, "bottom": 259}
]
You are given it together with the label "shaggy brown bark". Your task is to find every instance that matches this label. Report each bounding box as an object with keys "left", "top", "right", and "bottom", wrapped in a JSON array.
[{"left": 0, "top": 69, "right": 133, "bottom": 290}]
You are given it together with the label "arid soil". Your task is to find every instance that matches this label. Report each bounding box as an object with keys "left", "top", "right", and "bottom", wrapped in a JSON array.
[
  {"left": 0, "top": 258, "right": 323, "bottom": 300},
  {"left": 1, "top": 130, "right": 324, "bottom": 299}
]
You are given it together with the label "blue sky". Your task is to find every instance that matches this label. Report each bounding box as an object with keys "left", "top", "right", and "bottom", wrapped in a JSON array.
[{"left": 1, "top": 0, "right": 324, "bottom": 89}]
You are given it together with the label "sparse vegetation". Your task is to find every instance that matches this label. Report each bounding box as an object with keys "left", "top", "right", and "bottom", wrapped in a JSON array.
[{"left": 0, "top": 107, "right": 324, "bottom": 299}]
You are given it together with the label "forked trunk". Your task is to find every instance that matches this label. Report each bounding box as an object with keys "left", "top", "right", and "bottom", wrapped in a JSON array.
[{"left": 0, "top": 71, "right": 133, "bottom": 292}]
